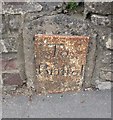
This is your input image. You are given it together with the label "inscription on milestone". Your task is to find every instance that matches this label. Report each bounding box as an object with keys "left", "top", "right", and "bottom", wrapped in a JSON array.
[{"left": 34, "top": 35, "right": 89, "bottom": 94}]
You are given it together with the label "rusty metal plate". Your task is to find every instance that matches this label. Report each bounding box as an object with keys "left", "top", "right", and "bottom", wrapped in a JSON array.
[{"left": 34, "top": 35, "right": 90, "bottom": 94}]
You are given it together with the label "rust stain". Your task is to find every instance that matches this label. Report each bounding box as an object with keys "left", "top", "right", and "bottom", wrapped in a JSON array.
[{"left": 34, "top": 34, "right": 90, "bottom": 94}]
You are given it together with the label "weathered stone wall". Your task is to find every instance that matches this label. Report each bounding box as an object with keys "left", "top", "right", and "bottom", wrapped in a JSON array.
[
  {"left": 1, "top": 2, "right": 112, "bottom": 94},
  {"left": 84, "top": 2, "right": 113, "bottom": 89}
]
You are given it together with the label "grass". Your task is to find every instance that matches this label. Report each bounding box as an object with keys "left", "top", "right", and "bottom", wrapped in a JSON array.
[{"left": 66, "top": 1, "right": 78, "bottom": 11}]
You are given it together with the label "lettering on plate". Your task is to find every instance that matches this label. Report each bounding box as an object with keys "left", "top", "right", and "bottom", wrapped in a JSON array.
[{"left": 34, "top": 35, "right": 89, "bottom": 94}]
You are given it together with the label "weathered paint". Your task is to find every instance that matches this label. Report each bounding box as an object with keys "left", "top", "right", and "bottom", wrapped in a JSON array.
[{"left": 34, "top": 35, "right": 90, "bottom": 94}]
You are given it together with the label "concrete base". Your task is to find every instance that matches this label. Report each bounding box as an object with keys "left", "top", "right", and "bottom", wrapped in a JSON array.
[{"left": 2, "top": 90, "right": 111, "bottom": 118}]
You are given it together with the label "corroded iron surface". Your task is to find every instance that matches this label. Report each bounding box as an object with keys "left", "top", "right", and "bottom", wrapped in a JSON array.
[{"left": 34, "top": 35, "right": 90, "bottom": 94}]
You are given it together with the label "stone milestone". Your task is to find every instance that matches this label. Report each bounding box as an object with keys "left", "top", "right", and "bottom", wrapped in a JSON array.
[{"left": 34, "top": 35, "right": 89, "bottom": 94}]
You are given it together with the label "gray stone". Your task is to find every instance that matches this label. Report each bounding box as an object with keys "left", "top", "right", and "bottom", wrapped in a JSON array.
[
  {"left": 0, "top": 37, "right": 17, "bottom": 53},
  {"left": 40, "top": 2, "right": 62, "bottom": 12},
  {"left": 100, "top": 50, "right": 112, "bottom": 65},
  {"left": 3, "top": 85, "right": 17, "bottom": 92},
  {"left": 91, "top": 14, "right": 111, "bottom": 27},
  {"left": 95, "top": 80, "right": 111, "bottom": 90},
  {"left": 106, "top": 33, "right": 113, "bottom": 50},
  {"left": 101, "top": 53, "right": 111, "bottom": 64},
  {"left": 24, "top": 2, "right": 66, "bottom": 22},
  {"left": 29, "top": 14, "right": 88, "bottom": 36},
  {"left": 2, "top": 14, "right": 8, "bottom": 34},
  {"left": 2, "top": 2, "right": 43, "bottom": 14},
  {"left": 99, "top": 71, "right": 112, "bottom": 81},
  {"left": 25, "top": 2, "right": 43, "bottom": 13},
  {"left": 84, "top": 2, "right": 113, "bottom": 16},
  {"left": 9, "top": 15, "right": 21, "bottom": 31},
  {"left": 2, "top": 14, "right": 21, "bottom": 35},
  {"left": 1, "top": 22, "right": 4, "bottom": 34}
]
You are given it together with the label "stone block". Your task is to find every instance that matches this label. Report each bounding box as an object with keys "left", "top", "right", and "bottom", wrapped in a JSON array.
[
  {"left": 0, "top": 37, "right": 17, "bottom": 53},
  {"left": 2, "top": 14, "right": 8, "bottom": 35},
  {"left": 99, "top": 71, "right": 112, "bottom": 82},
  {"left": 2, "top": 2, "right": 43, "bottom": 14},
  {"left": 3, "top": 85, "right": 17, "bottom": 92},
  {"left": 34, "top": 34, "right": 89, "bottom": 94},
  {"left": 91, "top": 14, "right": 112, "bottom": 27},
  {"left": 106, "top": 33, "right": 113, "bottom": 50},
  {"left": 27, "top": 14, "right": 87, "bottom": 36},
  {"left": 1, "top": 58, "right": 17, "bottom": 72},
  {"left": 95, "top": 80, "right": 111, "bottom": 90},
  {"left": 25, "top": 2, "right": 65, "bottom": 22},
  {"left": 2, "top": 73, "right": 23, "bottom": 86},
  {"left": 84, "top": 2, "right": 113, "bottom": 15},
  {"left": 8, "top": 14, "right": 21, "bottom": 31}
]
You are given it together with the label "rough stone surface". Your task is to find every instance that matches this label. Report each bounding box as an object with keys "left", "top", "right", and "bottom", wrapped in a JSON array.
[
  {"left": 8, "top": 14, "right": 21, "bottom": 31},
  {"left": 25, "top": 2, "right": 67, "bottom": 22},
  {"left": 106, "top": 33, "right": 113, "bottom": 50},
  {"left": 1, "top": 51, "right": 20, "bottom": 92},
  {"left": 2, "top": 73, "right": 23, "bottom": 86},
  {"left": 84, "top": 2, "right": 113, "bottom": 16},
  {"left": 2, "top": 14, "right": 21, "bottom": 35},
  {"left": 2, "top": 2, "right": 43, "bottom": 14},
  {"left": 2, "top": 58, "right": 17, "bottom": 71},
  {"left": 95, "top": 80, "right": 111, "bottom": 90},
  {"left": 26, "top": 14, "right": 88, "bottom": 36},
  {"left": 101, "top": 51, "right": 111, "bottom": 64},
  {"left": 0, "top": 37, "right": 17, "bottom": 53},
  {"left": 99, "top": 71, "right": 112, "bottom": 82},
  {"left": 3, "top": 85, "right": 17, "bottom": 92},
  {"left": 91, "top": 14, "right": 112, "bottom": 27}
]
